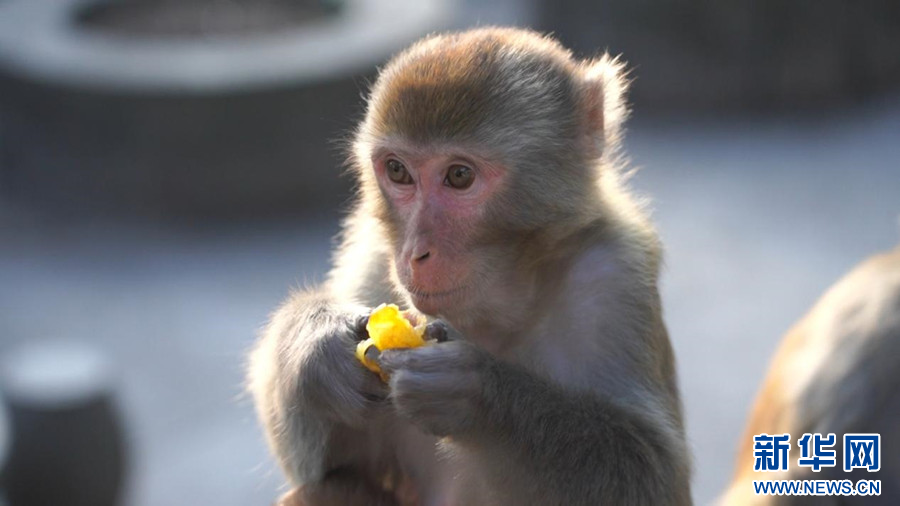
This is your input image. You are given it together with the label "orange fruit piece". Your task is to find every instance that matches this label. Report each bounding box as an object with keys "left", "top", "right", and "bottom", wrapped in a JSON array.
[{"left": 356, "top": 304, "right": 426, "bottom": 378}]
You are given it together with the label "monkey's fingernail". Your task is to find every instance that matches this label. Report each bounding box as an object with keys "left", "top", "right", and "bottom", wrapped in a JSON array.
[
  {"left": 364, "top": 345, "right": 380, "bottom": 364},
  {"left": 425, "top": 321, "right": 450, "bottom": 343}
]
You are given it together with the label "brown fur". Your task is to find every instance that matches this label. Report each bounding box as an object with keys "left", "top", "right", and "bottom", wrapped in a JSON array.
[
  {"left": 722, "top": 245, "right": 900, "bottom": 505},
  {"left": 249, "top": 27, "right": 691, "bottom": 505}
]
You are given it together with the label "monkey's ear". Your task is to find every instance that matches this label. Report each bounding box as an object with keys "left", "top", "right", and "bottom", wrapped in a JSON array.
[{"left": 580, "top": 55, "right": 629, "bottom": 157}]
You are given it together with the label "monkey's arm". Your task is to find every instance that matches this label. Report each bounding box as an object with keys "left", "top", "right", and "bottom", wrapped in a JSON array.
[
  {"left": 380, "top": 340, "right": 691, "bottom": 506},
  {"left": 248, "top": 214, "right": 402, "bottom": 492},
  {"left": 476, "top": 359, "right": 690, "bottom": 505},
  {"left": 248, "top": 292, "right": 384, "bottom": 483}
]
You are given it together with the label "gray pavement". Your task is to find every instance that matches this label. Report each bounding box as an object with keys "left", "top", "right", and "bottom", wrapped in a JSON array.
[{"left": 1, "top": 96, "right": 899, "bottom": 505}]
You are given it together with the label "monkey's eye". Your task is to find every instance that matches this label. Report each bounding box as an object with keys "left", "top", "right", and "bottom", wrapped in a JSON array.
[
  {"left": 445, "top": 165, "right": 474, "bottom": 189},
  {"left": 385, "top": 159, "right": 413, "bottom": 185}
]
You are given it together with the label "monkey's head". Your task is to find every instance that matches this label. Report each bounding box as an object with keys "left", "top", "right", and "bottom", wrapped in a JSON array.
[{"left": 351, "top": 27, "right": 628, "bottom": 324}]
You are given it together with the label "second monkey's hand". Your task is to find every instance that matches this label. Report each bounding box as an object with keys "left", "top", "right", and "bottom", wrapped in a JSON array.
[{"left": 378, "top": 338, "right": 489, "bottom": 438}]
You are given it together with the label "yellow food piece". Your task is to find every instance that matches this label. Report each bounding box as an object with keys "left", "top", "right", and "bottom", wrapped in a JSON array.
[{"left": 356, "top": 304, "right": 426, "bottom": 378}]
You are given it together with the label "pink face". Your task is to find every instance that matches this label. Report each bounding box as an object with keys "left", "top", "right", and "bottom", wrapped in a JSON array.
[{"left": 373, "top": 145, "right": 507, "bottom": 316}]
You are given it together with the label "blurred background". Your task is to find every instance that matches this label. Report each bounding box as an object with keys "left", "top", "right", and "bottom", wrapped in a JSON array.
[{"left": 0, "top": 0, "right": 898, "bottom": 504}]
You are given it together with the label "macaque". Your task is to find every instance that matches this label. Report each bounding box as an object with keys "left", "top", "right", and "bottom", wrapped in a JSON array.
[
  {"left": 249, "top": 27, "right": 691, "bottom": 506},
  {"left": 722, "top": 245, "right": 900, "bottom": 505}
]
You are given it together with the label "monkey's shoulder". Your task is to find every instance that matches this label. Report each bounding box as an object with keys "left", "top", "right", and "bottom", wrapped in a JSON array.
[{"left": 557, "top": 240, "right": 657, "bottom": 303}]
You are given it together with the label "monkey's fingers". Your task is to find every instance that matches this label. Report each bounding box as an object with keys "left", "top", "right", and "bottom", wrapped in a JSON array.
[
  {"left": 352, "top": 313, "right": 371, "bottom": 342},
  {"left": 364, "top": 344, "right": 381, "bottom": 364},
  {"left": 362, "top": 344, "right": 393, "bottom": 384},
  {"left": 423, "top": 320, "right": 451, "bottom": 343},
  {"left": 375, "top": 349, "right": 414, "bottom": 374}
]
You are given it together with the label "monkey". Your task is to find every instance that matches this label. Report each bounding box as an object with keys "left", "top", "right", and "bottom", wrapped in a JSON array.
[
  {"left": 248, "top": 27, "right": 692, "bottom": 506},
  {"left": 721, "top": 245, "right": 900, "bottom": 505}
]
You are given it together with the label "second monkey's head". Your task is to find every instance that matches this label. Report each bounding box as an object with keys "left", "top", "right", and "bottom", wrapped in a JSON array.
[{"left": 351, "top": 27, "right": 630, "bottom": 325}]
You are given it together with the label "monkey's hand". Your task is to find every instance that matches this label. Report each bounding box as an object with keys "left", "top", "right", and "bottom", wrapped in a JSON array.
[
  {"left": 378, "top": 337, "right": 488, "bottom": 437},
  {"left": 296, "top": 310, "right": 393, "bottom": 428},
  {"left": 253, "top": 297, "right": 390, "bottom": 430}
]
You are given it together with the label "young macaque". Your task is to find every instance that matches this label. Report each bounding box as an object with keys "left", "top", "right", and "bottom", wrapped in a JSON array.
[{"left": 249, "top": 27, "right": 692, "bottom": 506}]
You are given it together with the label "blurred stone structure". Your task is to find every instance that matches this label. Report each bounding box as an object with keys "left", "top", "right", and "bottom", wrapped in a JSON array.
[
  {"left": 539, "top": 1, "right": 900, "bottom": 111},
  {"left": 1, "top": 341, "right": 125, "bottom": 506},
  {"left": 0, "top": 0, "right": 455, "bottom": 219}
]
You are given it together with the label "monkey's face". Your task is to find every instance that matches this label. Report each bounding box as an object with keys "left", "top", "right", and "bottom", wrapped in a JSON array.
[
  {"left": 356, "top": 28, "right": 604, "bottom": 324},
  {"left": 373, "top": 144, "right": 508, "bottom": 317}
]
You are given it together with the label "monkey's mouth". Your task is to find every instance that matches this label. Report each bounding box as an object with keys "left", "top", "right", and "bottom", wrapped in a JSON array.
[
  {"left": 407, "top": 285, "right": 468, "bottom": 312},
  {"left": 409, "top": 285, "right": 467, "bottom": 299}
]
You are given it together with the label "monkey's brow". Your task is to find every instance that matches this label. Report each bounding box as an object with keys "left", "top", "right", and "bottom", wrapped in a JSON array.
[{"left": 370, "top": 142, "right": 479, "bottom": 163}]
